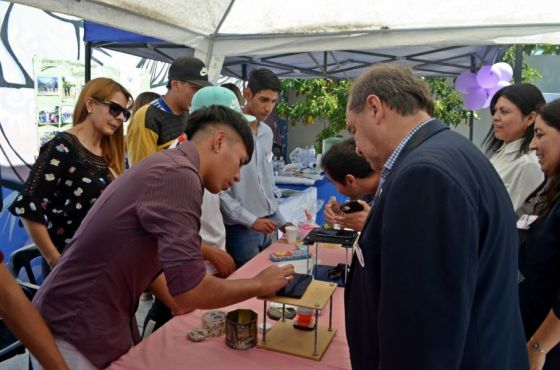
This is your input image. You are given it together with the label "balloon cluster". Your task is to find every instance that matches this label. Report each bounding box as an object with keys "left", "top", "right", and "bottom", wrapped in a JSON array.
[{"left": 454, "top": 62, "right": 513, "bottom": 111}]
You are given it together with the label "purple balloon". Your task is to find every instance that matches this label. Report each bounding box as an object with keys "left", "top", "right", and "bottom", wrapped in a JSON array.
[
  {"left": 491, "top": 62, "right": 513, "bottom": 82},
  {"left": 464, "top": 88, "right": 489, "bottom": 111},
  {"left": 455, "top": 71, "right": 478, "bottom": 94},
  {"left": 485, "top": 81, "right": 511, "bottom": 107},
  {"left": 476, "top": 65, "right": 500, "bottom": 89}
]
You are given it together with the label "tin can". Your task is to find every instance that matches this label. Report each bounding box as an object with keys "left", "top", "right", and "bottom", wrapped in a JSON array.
[{"left": 225, "top": 309, "right": 258, "bottom": 350}]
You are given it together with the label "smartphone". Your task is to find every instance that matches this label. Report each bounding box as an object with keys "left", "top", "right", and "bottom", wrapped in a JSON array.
[
  {"left": 340, "top": 200, "right": 364, "bottom": 214},
  {"left": 276, "top": 273, "right": 313, "bottom": 298},
  {"left": 315, "top": 229, "right": 356, "bottom": 239}
]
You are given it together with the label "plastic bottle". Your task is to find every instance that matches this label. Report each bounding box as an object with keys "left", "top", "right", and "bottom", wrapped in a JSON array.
[
  {"left": 279, "top": 156, "right": 285, "bottom": 171},
  {"left": 272, "top": 156, "right": 279, "bottom": 176}
]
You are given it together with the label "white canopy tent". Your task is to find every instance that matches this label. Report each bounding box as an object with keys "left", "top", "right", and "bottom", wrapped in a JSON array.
[{"left": 9, "top": 0, "right": 560, "bottom": 81}]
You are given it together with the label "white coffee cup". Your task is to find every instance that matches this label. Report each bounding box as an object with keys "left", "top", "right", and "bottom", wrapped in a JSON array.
[{"left": 285, "top": 225, "right": 298, "bottom": 244}]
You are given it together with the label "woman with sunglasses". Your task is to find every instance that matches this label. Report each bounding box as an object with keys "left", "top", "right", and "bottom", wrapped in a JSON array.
[{"left": 10, "top": 77, "right": 133, "bottom": 272}]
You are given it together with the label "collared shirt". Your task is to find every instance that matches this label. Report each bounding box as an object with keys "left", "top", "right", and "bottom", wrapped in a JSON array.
[
  {"left": 152, "top": 96, "right": 173, "bottom": 113},
  {"left": 220, "top": 121, "right": 286, "bottom": 227},
  {"left": 490, "top": 139, "right": 543, "bottom": 211},
  {"left": 33, "top": 141, "right": 206, "bottom": 368},
  {"left": 127, "top": 96, "right": 188, "bottom": 165},
  {"left": 377, "top": 118, "right": 434, "bottom": 194},
  {"left": 200, "top": 189, "right": 226, "bottom": 274}
]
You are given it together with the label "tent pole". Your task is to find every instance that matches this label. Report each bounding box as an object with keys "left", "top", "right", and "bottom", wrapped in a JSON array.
[
  {"left": 85, "top": 42, "right": 92, "bottom": 83},
  {"left": 468, "top": 110, "right": 474, "bottom": 142},
  {"left": 513, "top": 45, "right": 523, "bottom": 84}
]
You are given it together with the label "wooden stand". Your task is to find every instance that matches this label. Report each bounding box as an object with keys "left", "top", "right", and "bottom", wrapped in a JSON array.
[{"left": 258, "top": 280, "right": 337, "bottom": 360}]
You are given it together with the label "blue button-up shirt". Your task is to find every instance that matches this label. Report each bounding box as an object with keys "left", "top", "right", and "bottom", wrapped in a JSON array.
[{"left": 376, "top": 118, "right": 434, "bottom": 195}]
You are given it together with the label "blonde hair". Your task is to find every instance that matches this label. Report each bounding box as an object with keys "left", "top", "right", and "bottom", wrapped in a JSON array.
[{"left": 73, "top": 77, "right": 133, "bottom": 176}]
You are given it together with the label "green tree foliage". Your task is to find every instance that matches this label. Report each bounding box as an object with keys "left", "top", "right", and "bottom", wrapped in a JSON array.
[
  {"left": 501, "top": 46, "right": 544, "bottom": 83},
  {"left": 276, "top": 79, "right": 350, "bottom": 152},
  {"left": 277, "top": 45, "right": 553, "bottom": 151},
  {"left": 425, "top": 77, "right": 471, "bottom": 126},
  {"left": 276, "top": 77, "right": 471, "bottom": 152}
]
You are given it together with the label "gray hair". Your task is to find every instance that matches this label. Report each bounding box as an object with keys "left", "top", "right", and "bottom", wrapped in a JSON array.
[{"left": 348, "top": 64, "right": 434, "bottom": 116}]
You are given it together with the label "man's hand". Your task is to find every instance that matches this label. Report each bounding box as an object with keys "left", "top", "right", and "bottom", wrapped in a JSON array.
[
  {"left": 252, "top": 218, "right": 278, "bottom": 234},
  {"left": 332, "top": 200, "right": 371, "bottom": 231},
  {"left": 202, "top": 244, "right": 236, "bottom": 278},
  {"left": 324, "top": 198, "right": 343, "bottom": 225},
  {"left": 254, "top": 264, "right": 295, "bottom": 297}
]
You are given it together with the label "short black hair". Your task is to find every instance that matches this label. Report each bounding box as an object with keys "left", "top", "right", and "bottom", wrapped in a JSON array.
[
  {"left": 247, "top": 68, "right": 281, "bottom": 95},
  {"left": 483, "top": 83, "right": 545, "bottom": 157},
  {"left": 320, "top": 138, "right": 374, "bottom": 184},
  {"left": 186, "top": 105, "right": 254, "bottom": 162}
]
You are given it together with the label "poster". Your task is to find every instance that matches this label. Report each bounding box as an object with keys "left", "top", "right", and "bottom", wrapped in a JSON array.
[
  {"left": 33, "top": 57, "right": 86, "bottom": 146},
  {"left": 32, "top": 57, "right": 149, "bottom": 147}
]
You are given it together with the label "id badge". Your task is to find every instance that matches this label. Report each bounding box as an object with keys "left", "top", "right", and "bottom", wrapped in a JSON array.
[
  {"left": 517, "top": 214, "right": 538, "bottom": 230},
  {"left": 354, "top": 242, "right": 365, "bottom": 268}
]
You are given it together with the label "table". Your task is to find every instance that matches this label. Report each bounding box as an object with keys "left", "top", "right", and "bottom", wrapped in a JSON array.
[{"left": 107, "top": 243, "right": 351, "bottom": 370}]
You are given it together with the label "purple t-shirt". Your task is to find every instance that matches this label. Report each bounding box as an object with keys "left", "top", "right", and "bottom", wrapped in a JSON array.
[{"left": 33, "top": 141, "right": 206, "bottom": 368}]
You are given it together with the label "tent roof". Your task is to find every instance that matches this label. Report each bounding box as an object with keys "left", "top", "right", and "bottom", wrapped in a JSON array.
[
  {"left": 13, "top": 0, "right": 560, "bottom": 78},
  {"left": 84, "top": 22, "right": 505, "bottom": 79}
]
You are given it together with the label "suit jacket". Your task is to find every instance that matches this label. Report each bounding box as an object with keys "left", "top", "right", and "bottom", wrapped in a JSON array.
[{"left": 345, "top": 120, "right": 529, "bottom": 370}]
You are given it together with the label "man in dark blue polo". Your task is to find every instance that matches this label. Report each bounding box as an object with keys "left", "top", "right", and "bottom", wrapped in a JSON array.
[{"left": 344, "top": 64, "right": 529, "bottom": 370}]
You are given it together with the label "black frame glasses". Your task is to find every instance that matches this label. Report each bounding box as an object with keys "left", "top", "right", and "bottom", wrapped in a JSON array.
[{"left": 92, "top": 97, "right": 131, "bottom": 121}]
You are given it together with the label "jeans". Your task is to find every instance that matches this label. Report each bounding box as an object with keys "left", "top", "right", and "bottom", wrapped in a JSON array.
[{"left": 225, "top": 224, "right": 273, "bottom": 268}]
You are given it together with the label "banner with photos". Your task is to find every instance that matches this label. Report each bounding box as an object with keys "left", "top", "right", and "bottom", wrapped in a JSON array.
[{"left": 33, "top": 57, "right": 149, "bottom": 148}]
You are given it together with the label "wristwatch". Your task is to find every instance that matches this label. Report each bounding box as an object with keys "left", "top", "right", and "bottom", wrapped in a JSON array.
[{"left": 530, "top": 337, "right": 547, "bottom": 354}]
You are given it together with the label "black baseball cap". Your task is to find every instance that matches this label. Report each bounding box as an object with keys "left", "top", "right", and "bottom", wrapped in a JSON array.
[{"left": 168, "top": 56, "right": 212, "bottom": 87}]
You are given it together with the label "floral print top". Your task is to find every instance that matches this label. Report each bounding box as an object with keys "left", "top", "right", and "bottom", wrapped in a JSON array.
[{"left": 9, "top": 132, "right": 111, "bottom": 253}]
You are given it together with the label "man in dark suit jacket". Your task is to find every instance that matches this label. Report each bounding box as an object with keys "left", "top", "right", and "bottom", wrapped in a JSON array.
[{"left": 344, "top": 64, "right": 529, "bottom": 370}]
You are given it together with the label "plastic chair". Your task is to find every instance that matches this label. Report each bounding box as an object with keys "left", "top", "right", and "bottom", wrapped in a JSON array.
[
  {"left": 0, "top": 244, "right": 41, "bottom": 367},
  {"left": 9, "top": 244, "right": 42, "bottom": 285}
]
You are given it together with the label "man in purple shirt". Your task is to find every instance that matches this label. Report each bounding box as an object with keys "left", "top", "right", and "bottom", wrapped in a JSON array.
[{"left": 32, "top": 106, "right": 294, "bottom": 369}]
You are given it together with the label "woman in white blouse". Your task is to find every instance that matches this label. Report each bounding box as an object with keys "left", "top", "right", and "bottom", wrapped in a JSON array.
[{"left": 483, "top": 83, "right": 546, "bottom": 211}]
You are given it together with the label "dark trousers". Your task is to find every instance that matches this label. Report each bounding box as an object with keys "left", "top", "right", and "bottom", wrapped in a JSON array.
[{"left": 142, "top": 298, "right": 173, "bottom": 338}]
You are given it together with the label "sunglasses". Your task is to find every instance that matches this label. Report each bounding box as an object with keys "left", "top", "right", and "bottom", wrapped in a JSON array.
[{"left": 92, "top": 97, "right": 131, "bottom": 122}]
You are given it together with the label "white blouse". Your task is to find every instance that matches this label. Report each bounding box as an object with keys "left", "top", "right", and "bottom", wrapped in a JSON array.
[{"left": 490, "top": 139, "right": 544, "bottom": 212}]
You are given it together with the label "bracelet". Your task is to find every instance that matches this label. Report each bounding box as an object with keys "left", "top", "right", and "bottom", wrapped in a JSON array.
[{"left": 530, "top": 337, "right": 548, "bottom": 354}]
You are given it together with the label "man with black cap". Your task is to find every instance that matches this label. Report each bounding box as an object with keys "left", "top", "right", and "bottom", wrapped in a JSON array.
[{"left": 127, "top": 56, "right": 211, "bottom": 165}]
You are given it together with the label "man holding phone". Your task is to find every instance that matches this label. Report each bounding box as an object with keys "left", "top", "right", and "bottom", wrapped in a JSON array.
[{"left": 321, "top": 138, "right": 379, "bottom": 231}]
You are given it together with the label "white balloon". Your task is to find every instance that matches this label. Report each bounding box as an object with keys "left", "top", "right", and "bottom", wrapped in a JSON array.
[{"left": 491, "top": 62, "right": 514, "bottom": 82}]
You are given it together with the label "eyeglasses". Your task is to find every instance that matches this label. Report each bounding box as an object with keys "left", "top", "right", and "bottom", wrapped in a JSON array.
[{"left": 92, "top": 97, "right": 131, "bottom": 121}]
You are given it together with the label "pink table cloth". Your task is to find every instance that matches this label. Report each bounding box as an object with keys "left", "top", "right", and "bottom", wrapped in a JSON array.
[{"left": 108, "top": 242, "right": 351, "bottom": 370}]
